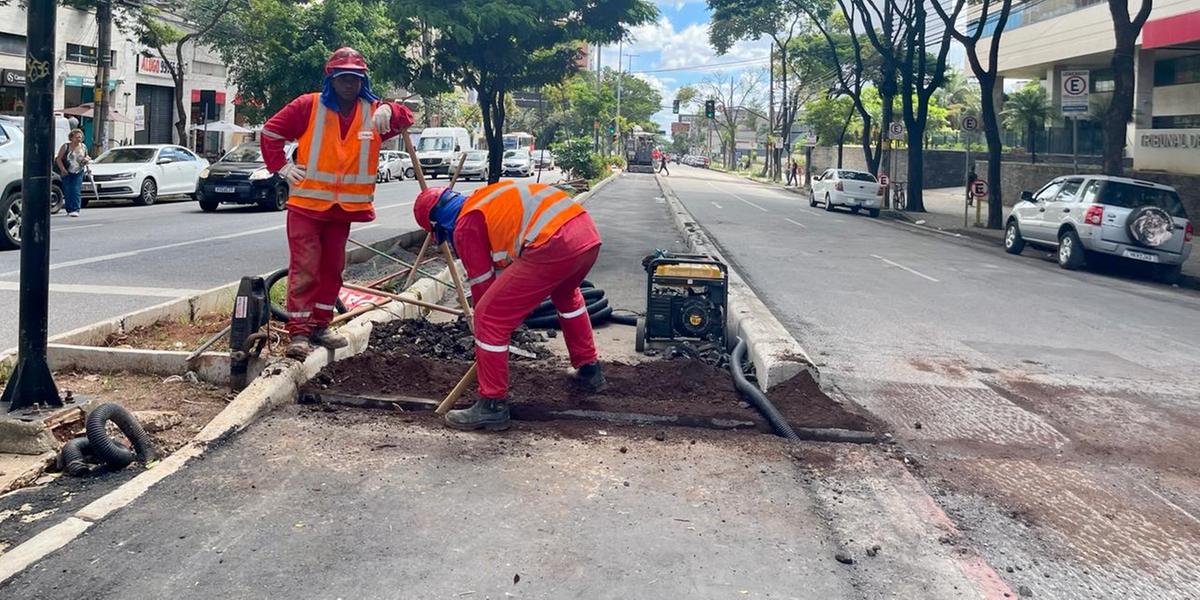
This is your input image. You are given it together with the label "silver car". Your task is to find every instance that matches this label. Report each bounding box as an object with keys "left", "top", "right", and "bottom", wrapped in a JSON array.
[
  {"left": 457, "top": 150, "right": 489, "bottom": 181},
  {"left": 502, "top": 149, "right": 532, "bottom": 177},
  {"left": 1005, "top": 175, "right": 1193, "bottom": 281}
]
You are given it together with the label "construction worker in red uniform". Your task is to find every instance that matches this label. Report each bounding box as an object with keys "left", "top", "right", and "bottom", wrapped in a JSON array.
[
  {"left": 414, "top": 180, "right": 606, "bottom": 431},
  {"left": 260, "top": 47, "right": 414, "bottom": 360}
]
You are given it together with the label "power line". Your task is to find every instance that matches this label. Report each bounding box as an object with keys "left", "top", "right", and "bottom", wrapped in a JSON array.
[{"left": 632, "top": 57, "right": 771, "bottom": 75}]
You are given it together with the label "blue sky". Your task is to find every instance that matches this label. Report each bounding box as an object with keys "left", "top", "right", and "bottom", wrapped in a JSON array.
[{"left": 612, "top": 1, "right": 775, "bottom": 133}]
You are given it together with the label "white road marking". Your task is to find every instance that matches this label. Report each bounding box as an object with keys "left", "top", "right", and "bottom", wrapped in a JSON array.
[
  {"left": 54, "top": 224, "right": 105, "bottom": 232},
  {"left": 799, "top": 208, "right": 822, "bottom": 216},
  {"left": 871, "top": 254, "right": 940, "bottom": 282},
  {"left": 711, "top": 201, "right": 724, "bottom": 209},
  {"left": 0, "top": 281, "right": 202, "bottom": 297},
  {"left": 784, "top": 218, "right": 807, "bottom": 229},
  {"left": 0, "top": 223, "right": 287, "bottom": 277},
  {"left": 706, "top": 182, "right": 767, "bottom": 212}
]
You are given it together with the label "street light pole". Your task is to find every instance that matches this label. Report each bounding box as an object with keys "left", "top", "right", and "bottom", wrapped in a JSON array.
[
  {"left": 2, "top": 0, "right": 62, "bottom": 411},
  {"left": 92, "top": 0, "right": 112, "bottom": 155}
]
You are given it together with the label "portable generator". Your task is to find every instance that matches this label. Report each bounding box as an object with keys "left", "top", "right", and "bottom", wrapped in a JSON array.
[{"left": 635, "top": 252, "right": 728, "bottom": 352}]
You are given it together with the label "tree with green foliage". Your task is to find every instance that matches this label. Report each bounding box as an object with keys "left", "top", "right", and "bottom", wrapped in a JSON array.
[
  {"left": 1001, "top": 82, "right": 1053, "bottom": 164},
  {"left": 211, "top": 0, "right": 413, "bottom": 125},
  {"left": 804, "top": 95, "right": 855, "bottom": 165},
  {"left": 397, "top": 0, "right": 656, "bottom": 183}
]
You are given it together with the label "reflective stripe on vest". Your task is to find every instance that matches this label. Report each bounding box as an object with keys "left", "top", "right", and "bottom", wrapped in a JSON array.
[
  {"left": 460, "top": 182, "right": 583, "bottom": 268},
  {"left": 289, "top": 94, "right": 380, "bottom": 211}
]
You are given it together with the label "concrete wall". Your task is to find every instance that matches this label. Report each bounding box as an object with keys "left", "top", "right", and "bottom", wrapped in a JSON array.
[
  {"left": 809, "top": 146, "right": 970, "bottom": 189},
  {"left": 976, "top": 157, "right": 1200, "bottom": 218}
]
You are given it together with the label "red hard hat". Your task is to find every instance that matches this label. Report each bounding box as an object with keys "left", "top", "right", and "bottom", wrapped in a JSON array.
[
  {"left": 414, "top": 187, "right": 448, "bottom": 232},
  {"left": 325, "top": 47, "right": 368, "bottom": 75}
]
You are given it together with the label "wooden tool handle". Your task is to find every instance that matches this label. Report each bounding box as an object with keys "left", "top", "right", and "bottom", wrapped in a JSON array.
[
  {"left": 403, "top": 132, "right": 427, "bottom": 191},
  {"left": 447, "top": 153, "right": 468, "bottom": 190},
  {"left": 436, "top": 362, "right": 477, "bottom": 415},
  {"left": 441, "top": 243, "right": 474, "bottom": 331},
  {"left": 341, "top": 283, "right": 463, "bottom": 316}
]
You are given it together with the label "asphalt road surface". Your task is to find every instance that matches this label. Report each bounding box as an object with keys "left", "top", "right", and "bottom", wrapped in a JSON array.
[
  {"left": 0, "top": 171, "right": 560, "bottom": 351},
  {"left": 662, "top": 164, "right": 1200, "bottom": 598}
]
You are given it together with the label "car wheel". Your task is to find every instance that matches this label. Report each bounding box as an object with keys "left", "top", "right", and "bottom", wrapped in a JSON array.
[
  {"left": 824, "top": 193, "right": 835, "bottom": 211},
  {"left": 199, "top": 198, "right": 219, "bottom": 212},
  {"left": 868, "top": 208, "right": 880, "bottom": 218},
  {"left": 134, "top": 178, "right": 157, "bottom": 206},
  {"left": 1057, "top": 229, "right": 1086, "bottom": 270},
  {"left": 851, "top": 207, "right": 861, "bottom": 214},
  {"left": 1, "top": 190, "right": 21, "bottom": 250},
  {"left": 51, "top": 185, "right": 64, "bottom": 215},
  {"left": 405, "top": 167, "right": 414, "bottom": 179},
  {"left": 268, "top": 183, "right": 288, "bottom": 211},
  {"left": 809, "top": 192, "right": 817, "bottom": 208},
  {"left": 1004, "top": 220, "right": 1026, "bottom": 255}
]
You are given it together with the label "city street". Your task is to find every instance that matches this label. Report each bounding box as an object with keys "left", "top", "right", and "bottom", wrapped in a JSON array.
[
  {"left": 662, "top": 164, "right": 1200, "bottom": 597},
  {"left": 0, "top": 173, "right": 559, "bottom": 351}
]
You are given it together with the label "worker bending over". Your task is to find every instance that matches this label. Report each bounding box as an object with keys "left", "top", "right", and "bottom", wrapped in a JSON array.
[
  {"left": 261, "top": 47, "right": 414, "bottom": 360},
  {"left": 414, "top": 181, "right": 607, "bottom": 431}
]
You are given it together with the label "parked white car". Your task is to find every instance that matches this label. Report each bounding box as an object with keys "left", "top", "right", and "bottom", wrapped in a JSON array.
[
  {"left": 1005, "top": 175, "right": 1193, "bottom": 281},
  {"left": 502, "top": 149, "right": 533, "bottom": 177},
  {"left": 458, "top": 150, "right": 489, "bottom": 181},
  {"left": 532, "top": 149, "right": 555, "bottom": 170},
  {"left": 397, "top": 150, "right": 415, "bottom": 179},
  {"left": 377, "top": 150, "right": 405, "bottom": 182},
  {"left": 809, "top": 168, "right": 883, "bottom": 217},
  {"left": 86, "top": 145, "right": 209, "bottom": 206},
  {"left": 1, "top": 118, "right": 68, "bottom": 250}
]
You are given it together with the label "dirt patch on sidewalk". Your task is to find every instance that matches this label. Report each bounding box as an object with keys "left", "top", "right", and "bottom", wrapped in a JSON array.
[{"left": 103, "top": 314, "right": 233, "bottom": 352}]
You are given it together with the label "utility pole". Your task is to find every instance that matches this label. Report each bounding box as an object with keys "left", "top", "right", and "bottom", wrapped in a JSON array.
[
  {"left": 766, "top": 47, "right": 774, "bottom": 179},
  {"left": 2, "top": 0, "right": 62, "bottom": 411},
  {"left": 614, "top": 40, "right": 621, "bottom": 157},
  {"left": 780, "top": 42, "right": 789, "bottom": 180},
  {"left": 593, "top": 44, "right": 601, "bottom": 152},
  {"left": 92, "top": 0, "right": 113, "bottom": 155}
]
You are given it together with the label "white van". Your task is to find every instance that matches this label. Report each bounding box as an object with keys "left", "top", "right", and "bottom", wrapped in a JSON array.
[{"left": 414, "top": 127, "right": 472, "bottom": 178}]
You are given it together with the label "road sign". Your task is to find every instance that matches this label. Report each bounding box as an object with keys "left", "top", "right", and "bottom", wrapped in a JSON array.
[
  {"left": 1061, "top": 69, "right": 1089, "bottom": 116},
  {"left": 971, "top": 179, "right": 988, "bottom": 198},
  {"left": 888, "top": 122, "right": 905, "bottom": 139},
  {"left": 879, "top": 174, "right": 890, "bottom": 187},
  {"left": 961, "top": 115, "right": 980, "bottom": 132}
]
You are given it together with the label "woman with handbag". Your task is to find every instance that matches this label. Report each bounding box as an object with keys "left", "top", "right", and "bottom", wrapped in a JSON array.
[{"left": 55, "top": 128, "right": 90, "bottom": 217}]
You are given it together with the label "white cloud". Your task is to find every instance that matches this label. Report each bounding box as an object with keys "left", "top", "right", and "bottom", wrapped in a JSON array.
[{"left": 624, "top": 16, "right": 771, "bottom": 72}]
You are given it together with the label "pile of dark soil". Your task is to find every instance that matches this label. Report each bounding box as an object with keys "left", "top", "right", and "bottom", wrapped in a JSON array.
[
  {"left": 311, "top": 349, "right": 878, "bottom": 433},
  {"left": 368, "top": 318, "right": 549, "bottom": 362}
]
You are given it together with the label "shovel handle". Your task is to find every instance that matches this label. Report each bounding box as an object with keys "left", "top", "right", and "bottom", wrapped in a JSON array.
[{"left": 436, "top": 362, "right": 477, "bottom": 415}]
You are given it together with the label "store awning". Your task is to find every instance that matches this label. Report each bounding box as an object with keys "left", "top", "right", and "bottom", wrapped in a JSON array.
[
  {"left": 60, "top": 103, "right": 135, "bottom": 124},
  {"left": 1143, "top": 10, "right": 1200, "bottom": 49}
]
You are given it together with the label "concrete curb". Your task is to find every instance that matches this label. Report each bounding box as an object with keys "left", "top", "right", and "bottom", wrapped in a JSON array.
[
  {"left": 653, "top": 174, "right": 817, "bottom": 391},
  {"left": 0, "top": 250, "right": 453, "bottom": 584}
]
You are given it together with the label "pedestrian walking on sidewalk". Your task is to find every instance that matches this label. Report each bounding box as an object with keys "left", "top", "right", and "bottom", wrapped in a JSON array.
[
  {"left": 260, "top": 47, "right": 414, "bottom": 360},
  {"left": 658, "top": 153, "right": 669, "bottom": 175},
  {"left": 786, "top": 160, "right": 798, "bottom": 187},
  {"left": 414, "top": 181, "right": 607, "bottom": 431},
  {"left": 55, "top": 128, "right": 89, "bottom": 217},
  {"left": 967, "top": 168, "right": 977, "bottom": 207}
]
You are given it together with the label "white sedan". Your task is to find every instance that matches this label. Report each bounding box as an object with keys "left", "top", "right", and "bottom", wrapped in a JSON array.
[
  {"left": 809, "top": 168, "right": 883, "bottom": 217},
  {"left": 85, "top": 145, "right": 209, "bottom": 207}
]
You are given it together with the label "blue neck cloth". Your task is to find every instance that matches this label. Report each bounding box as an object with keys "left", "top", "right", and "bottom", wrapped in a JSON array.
[
  {"left": 431, "top": 190, "right": 467, "bottom": 246},
  {"left": 320, "top": 69, "right": 381, "bottom": 112}
]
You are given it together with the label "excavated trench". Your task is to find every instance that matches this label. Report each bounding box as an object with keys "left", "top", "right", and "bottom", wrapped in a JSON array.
[{"left": 305, "top": 318, "right": 881, "bottom": 436}]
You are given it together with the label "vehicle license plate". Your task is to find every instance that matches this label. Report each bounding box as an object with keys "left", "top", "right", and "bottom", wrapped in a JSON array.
[
  {"left": 1122, "top": 249, "right": 1159, "bottom": 263},
  {"left": 215, "top": 186, "right": 236, "bottom": 193}
]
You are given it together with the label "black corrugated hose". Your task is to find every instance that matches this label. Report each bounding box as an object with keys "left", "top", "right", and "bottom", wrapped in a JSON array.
[
  {"left": 84, "top": 403, "right": 157, "bottom": 469},
  {"left": 265, "top": 267, "right": 348, "bottom": 323},
  {"left": 523, "top": 280, "right": 638, "bottom": 329},
  {"left": 730, "top": 337, "right": 880, "bottom": 444},
  {"left": 59, "top": 437, "right": 97, "bottom": 477}
]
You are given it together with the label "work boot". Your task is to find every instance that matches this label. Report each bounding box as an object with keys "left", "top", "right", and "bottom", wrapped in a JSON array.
[
  {"left": 285, "top": 335, "right": 314, "bottom": 360},
  {"left": 310, "top": 328, "right": 349, "bottom": 350},
  {"left": 574, "top": 362, "right": 608, "bottom": 393},
  {"left": 445, "top": 398, "right": 511, "bottom": 431}
]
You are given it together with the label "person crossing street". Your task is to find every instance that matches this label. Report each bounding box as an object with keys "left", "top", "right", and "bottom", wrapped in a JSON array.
[
  {"left": 414, "top": 180, "right": 607, "bottom": 431},
  {"left": 260, "top": 47, "right": 414, "bottom": 360}
]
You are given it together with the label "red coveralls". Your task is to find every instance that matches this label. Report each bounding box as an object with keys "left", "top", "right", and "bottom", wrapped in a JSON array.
[
  {"left": 261, "top": 95, "right": 413, "bottom": 336},
  {"left": 455, "top": 210, "right": 602, "bottom": 399}
]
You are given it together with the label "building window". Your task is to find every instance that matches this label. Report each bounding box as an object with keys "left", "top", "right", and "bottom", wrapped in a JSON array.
[
  {"left": 65, "top": 43, "right": 117, "bottom": 66},
  {"left": 0, "top": 32, "right": 25, "bottom": 57},
  {"left": 1152, "top": 114, "right": 1200, "bottom": 129},
  {"left": 1154, "top": 54, "right": 1200, "bottom": 87}
]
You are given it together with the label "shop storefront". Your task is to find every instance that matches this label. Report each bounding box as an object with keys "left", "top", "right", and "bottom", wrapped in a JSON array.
[
  {"left": 0, "top": 69, "right": 24, "bottom": 115},
  {"left": 190, "top": 88, "right": 226, "bottom": 157},
  {"left": 135, "top": 55, "right": 177, "bottom": 144}
]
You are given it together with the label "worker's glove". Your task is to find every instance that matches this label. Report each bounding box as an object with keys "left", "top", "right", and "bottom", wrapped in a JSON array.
[
  {"left": 278, "top": 163, "right": 306, "bottom": 185},
  {"left": 371, "top": 104, "right": 393, "bottom": 136}
]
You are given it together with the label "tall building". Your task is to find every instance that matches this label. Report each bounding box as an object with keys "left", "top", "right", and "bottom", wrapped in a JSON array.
[{"left": 973, "top": 0, "right": 1200, "bottom": 174}]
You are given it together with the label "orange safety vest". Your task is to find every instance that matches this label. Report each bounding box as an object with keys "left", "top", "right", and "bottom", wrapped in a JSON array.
[
  {"left": 290, "top": 93, "right": 381, "bottom": 212},
  {"left": 460, "top": 180, "right": 584, "bottom": 269}
]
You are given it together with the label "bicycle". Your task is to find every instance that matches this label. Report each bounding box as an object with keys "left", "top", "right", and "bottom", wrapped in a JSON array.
[{"left": 891, "top": 182, "right": 907, "bottom": 211}]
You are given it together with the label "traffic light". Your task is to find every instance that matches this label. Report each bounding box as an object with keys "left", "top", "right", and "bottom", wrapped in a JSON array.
[
  {"left": 608, "top": 120, "right": 616, "bottom": 135},
  {"left": 704, "top": 99, "right": 715, "bottom": 119},
  {"left": 672, "top": 99, "right": 680, "bottom": 114}
]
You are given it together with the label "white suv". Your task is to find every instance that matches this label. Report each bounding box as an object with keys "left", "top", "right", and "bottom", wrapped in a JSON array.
[
  {"left": 1005, "top": 175, "right": 1193, "bottom": 281},
  {"left": 1, "top": 120, "right": 65, "bottom": 251}
]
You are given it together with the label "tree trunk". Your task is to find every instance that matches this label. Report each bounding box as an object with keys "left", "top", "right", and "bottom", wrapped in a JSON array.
[
  {"left": 479, "top": 87, "right": 505, "bottom": 184},
  {"left": 979, "top": 72, "right": 1005, "bottom": 229},
  {"left": 173, "top": 41, "right": 190, "bottom": 146},
  {"left": 1103, "top": 27, "right": 1138, "bottom": 175},
  {"left": 837, "top": 109, "right": 852, "bottom": 168},
  {"left": 1028, "top": 122, "right": 1037, "bottom": 164},
  {"left": 904, "top": 119, "right": 927, "bottom": 213}
]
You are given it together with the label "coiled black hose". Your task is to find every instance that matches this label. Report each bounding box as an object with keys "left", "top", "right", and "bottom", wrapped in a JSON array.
[
  {"left": 265, "top": 267, "right": 347, "bottom": 323},
  {"left": 59, "top": 437, "right": 98, "bottom": 477},
  {"left": 730, "top": 338, "right": 880, "bottom": 444},
  {"left": 85, "top": 403, "right": 157, "bottom": 469},
  {"left": 523, "top": 280, "right": 638, "bottom": 329}
]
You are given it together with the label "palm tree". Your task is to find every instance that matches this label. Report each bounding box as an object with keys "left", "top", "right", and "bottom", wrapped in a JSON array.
[{"left": 1001, "top": 83, "right": 1053, "bottom": 164}]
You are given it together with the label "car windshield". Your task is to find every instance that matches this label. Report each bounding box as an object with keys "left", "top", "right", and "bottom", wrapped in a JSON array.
[
  {"left": 1100, "top": 182, "right": 1188, "bottom": 218},
  {"left": 221, "top": 145, "right": 263, "bottom": 163},
  {"left": 839, "top": 171, "right": 876, "bottom": 182},
  {"left": 504, "top": 150, "right": 528, "bottom": 159},
  {"left": 96, "top": 148, "right": 156, "bottom": 163},
  {"left": 466, "top": 151, "right": 486, "bottom": 160},
  {"left": 417, "top": 136, "right": 455, "bottom": 152}
]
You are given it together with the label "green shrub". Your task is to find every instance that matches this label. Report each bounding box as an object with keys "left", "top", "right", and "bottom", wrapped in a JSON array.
[{"left": 552, "top": 138, "right": 601, "bottom": 180}]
